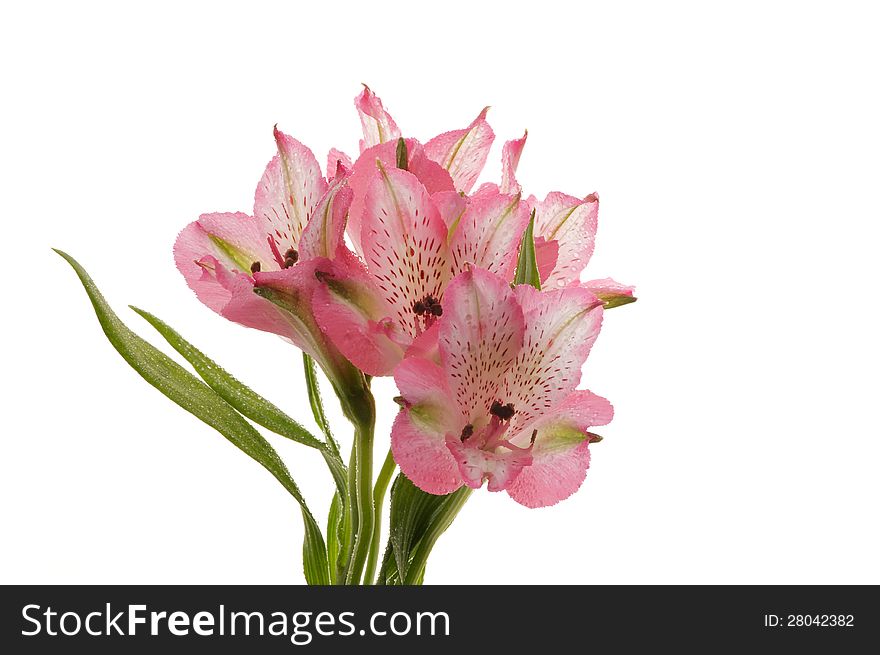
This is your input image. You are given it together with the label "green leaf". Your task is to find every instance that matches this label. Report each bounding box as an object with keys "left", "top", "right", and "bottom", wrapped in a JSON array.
[
  {"left": 514, "top": 210, "right": 541, "bottom": 289},
  {"left": 55, "top": 250, "right": 330, "bottom": 585},
  {"left": 385, "top": 473, "right": 471, "bottom": 584},
  {"left": 302, "top": 353, "right": 341, "bottom": 458},
  {"left": 131, "top": 307, "right": 347, "bottom": 499},
  {"left": 326, "top": 492, "right": 343, "bottom": 584}
]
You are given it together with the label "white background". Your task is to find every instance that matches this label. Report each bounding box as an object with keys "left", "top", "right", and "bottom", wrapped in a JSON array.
[{"left": 2, "top": 1, "right": 878, "bottom": 584}]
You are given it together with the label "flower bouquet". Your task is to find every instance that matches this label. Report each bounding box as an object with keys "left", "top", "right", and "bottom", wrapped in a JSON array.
[{"left": 57, "top": 86, "right": 635, "bottom": 585}]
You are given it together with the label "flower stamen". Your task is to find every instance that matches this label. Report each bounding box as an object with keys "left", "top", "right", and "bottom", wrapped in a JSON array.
[{"left": 489, "top": 401, "right": 516, "bottom": 421}]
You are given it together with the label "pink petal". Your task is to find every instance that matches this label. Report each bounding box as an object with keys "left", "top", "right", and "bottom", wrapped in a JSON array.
[
  {"left": 431, "top": 190, "right": 468, "bottom": 230},
  {"left": 326, "top": 148, "right": 352, "bottom": 181},
  {"left": 174, "top": 212, "right": 270, "bottom": 314},
  {"left": 445, "top": 432, "right": 533, "bottom": 492},
  {"left": 439, "top": 266, "right": 525, "bottom": 422},
  {"left": 500, "top": 130, "right": 528, "bottom": 194},
  {"left": 506, "top": 391, "right": 613, "bottom": 508},
  {"left": 391, "top": 411, "right": 463, "bottom": 495},
  {"left": 174, "top": 217, "right": 314, "bottom": 344},
  {"left": 346, "top": 138, "right": 454, "bottom": 256},
  {"left": 448, "top": 188, "right": 531, "bottom": 281},
  {"left": 355, "top": 85, "right": 401, "bottom": 152},
  {"left": 253, "top": 128, "right": 328, "bottom": 256},
  {"left": 394, "top": 356, "right": 463, "bottom": 433},
  {"left": 298, "top": 182, "right": 353, "bottom": 260},
  {"left": 585, "top": 277, "right": 637, "bottom": 307},
  {"left": 405, "top": 320, "right": 441, "bottom": 364},
  {"left": 359, "top": 165, "right": 451, "bottom": 340},
  {"left": 534, "top": 192, "right": 599, "bottom": 287},
  {"left": 504, "top": 285, "right": 603, "bottom": 433},
  {"left": 251, "top": 258, "right": 357, "bottom": 372},
  {"left": 534, "top": 236, "right": 559, "bottom": 283},
  {"left": 311, "top": 248, "right": 408, "bottom": 377},
  {"left": 424, "top": 107, "right": 495, "bottom": 193}
]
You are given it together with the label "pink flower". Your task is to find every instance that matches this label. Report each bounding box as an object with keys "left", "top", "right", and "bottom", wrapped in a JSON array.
[
  {"left": 390, "top": 265, "right": 613, "bottom": 508},
  {"left": 487, "top": 131, "right": 635, "bottom": 297},
  {"left": 174, "top": 127, "right": 357, "bottom": 386},
  {"left": 310, "top": 90, "right": 529, "bottom": 377}
]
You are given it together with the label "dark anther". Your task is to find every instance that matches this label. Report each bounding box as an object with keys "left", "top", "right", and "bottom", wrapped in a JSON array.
[
  {"left": 250, "top": 261, "right": 262, "bottom": 274},
  {"left": 413, "top": 295, "right": 443, "bottom": 317},
  {"left": 460, "top": 424, "right": 474, "bottom": 441},
  {"left": 530, "top": 429, "right": 538, "bottom": 446},
  {"left": 489, "top": 401, "right": 516, "bottom": 421},
  {"left": 282, "top": 248, "right": 299, "bottom": 268}
]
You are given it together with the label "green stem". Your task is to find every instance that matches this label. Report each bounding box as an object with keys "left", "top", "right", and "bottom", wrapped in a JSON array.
[
  {"left": 338, "top": 439, "right": 358, "bottom": 582},
  {"left": 364, "top": 448, "right": 397, "bottom": 585},
  {"left": 404, "top": 487, "right": 473, "bottom": 585},
  {"left": 345, "top": 413, "right": 375, "bottom": 584}
]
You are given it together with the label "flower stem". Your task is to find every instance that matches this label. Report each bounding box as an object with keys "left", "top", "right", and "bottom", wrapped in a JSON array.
[
  {"left": 342, "top": 391, "right": 376, "bottom": 585},
  {"left": 364, "top": 448, "right": 397, "bottom": 584},
  {"left": 403, "top": 487, "right": 472, "bottom": 585}
]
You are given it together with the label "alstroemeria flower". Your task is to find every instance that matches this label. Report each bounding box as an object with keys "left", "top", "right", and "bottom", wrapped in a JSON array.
[
  {"left": 174, "top": 127, "right": 358, "bottom": 387},
  {"left": 310, "top": 88, "right": 529, "bottom": 377},
  {"left": 487, "top": 131, "right": 635, "bottom": 297},
  {"left": 391, "top": 266, "right": 613, "bottom": 508}
]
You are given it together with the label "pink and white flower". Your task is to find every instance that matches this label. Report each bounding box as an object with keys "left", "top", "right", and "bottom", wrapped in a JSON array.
[
  {"left": 391, "top": 266, "right": 613, "bottom": 508},
  {"left": 174, "top": 126, "right": 358, "bottom": 387}
]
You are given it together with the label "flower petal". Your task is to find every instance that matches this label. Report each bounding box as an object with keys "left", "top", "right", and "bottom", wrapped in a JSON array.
[
  {"left": 431, "top": 190, "right": 468, "bottom": 231},
  {"left": 506, "top": 390, "right": 613, "bottom": 508},
  {"left": 439, "top": 266, "right": 525, "bottom": 422},
  {"left": 395, "top": 355, "right": 463, "bottom": 434},
  {"left": 174, "top": 211, "right": 319, "bottom": 343},
  {"left": 448, "top": 188, "right": 531, "bottom": 281},
  {"left": 534, "top": 192, "right": 599, "bottom": 287},
  {"left": 311, "top": 248, "right": 408, "bottom": 377},
  {"left": 253, "top": 128, "right": 328, "bottom": 255},
  {"left": 298, "top": 182, "right": 353, "bottom": 260},
  {"left": 445, "top": 435, "right": 533, "bottom": 492},
  {"left": 585, "top": 277, "right": 637, "bottom": 308},
  {"left": 424, "top": 107, "right": 495, "bottom": 194},
  {"left": 391, "top": 411, "right": 463, "bottom": 495},
  {"left": 355, "top": 85, "right": 401, "bottom": 151},
  {"left": 359, "top": 164, "right": 451, "bottom": 340},
  {"left": 534, "top": 236, "right": 559, "bottom": 284},
  {"left": 500, "top": 130, "right": 527, "bottom": 194},
  {"left": 504, "top": 285, "right": 603, "bottom": 433},
  {"left": 347, "top": 138, "right": 454, "bottom": 256},
  {"left": 326, "top": 148, "right": 352, "bottom": 181}
]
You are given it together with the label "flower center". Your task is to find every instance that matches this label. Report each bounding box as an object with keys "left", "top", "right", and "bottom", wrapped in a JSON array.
[
  {"left": 489, "top": 400, "right": 516, "bottom": 421},
  {"left": 267, "top": 235, "right": 299, "bottom": 269},
  {"left": 412, "top": 295, "right": 443, "bottom": 317}
]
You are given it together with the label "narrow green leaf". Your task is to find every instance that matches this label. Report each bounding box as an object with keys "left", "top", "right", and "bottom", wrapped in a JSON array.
[
  {"left": 326, "top": 492, "right": 343, "bottom": 584},
  {"left": 386, "top": 473, "right": 470, "bottom": 584},
  {"left": 132, "top": 307, "right": 347, "bottom": 500},
  {"left": 302, "top": 353, "right": 341, "bottom": 458},
  {"left": 514, "top": 210, "right": 541, "bottom": 289},
  {"left": 396, "top": 137, "right": 408, "bottom": 171},
  {"left": 55, "top": 250, "right": 330, "bottom": 584}
]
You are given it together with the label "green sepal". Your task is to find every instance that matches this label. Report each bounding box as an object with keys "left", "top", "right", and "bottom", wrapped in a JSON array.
[{"left": 514, "top": 210, "right": 541, "bottom": 289}]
